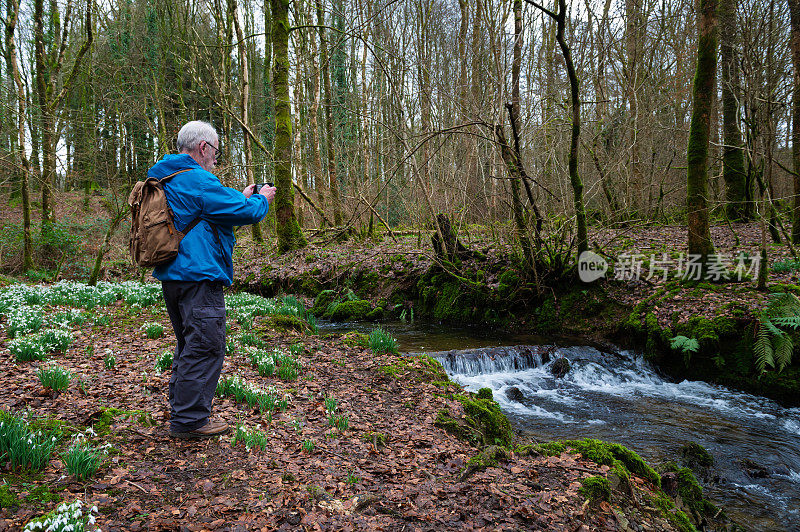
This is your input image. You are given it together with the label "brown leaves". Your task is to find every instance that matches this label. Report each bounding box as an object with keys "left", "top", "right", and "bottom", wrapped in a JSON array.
[{"left": 0, "top": 296, "right": 681, "bottom": 531}]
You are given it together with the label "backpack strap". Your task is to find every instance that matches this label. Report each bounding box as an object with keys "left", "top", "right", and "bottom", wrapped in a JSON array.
[
  {"left": 156, "top": 168, "right": 201, "bottom": 235},
  {"left": 157, "top": 168, "right": 192, "bottom": 183}
]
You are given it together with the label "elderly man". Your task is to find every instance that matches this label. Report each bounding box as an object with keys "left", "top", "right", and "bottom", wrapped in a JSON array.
[{"left": 149, "top": 120, "right": 275, "bottom": 439}]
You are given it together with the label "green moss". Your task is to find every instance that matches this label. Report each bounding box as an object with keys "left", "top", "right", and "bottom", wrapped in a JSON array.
[
  {"left": 365, "top": 306, "right": 385, "bottom": 321},
  {"left": 533, "top": 297, "right": 559, "bottom": 334},
  {"left": 456, "top": 394, "right": 514, "bottom": 447},
  {"left": 434, "top": 409, "right": 481, "bottom": 445},
  {"left": 269, "top": 315, "right": 308, "bottom": 332},
  {"left": 535, "top": 441, "right": 567, "bottom": 457},
  {"left": 416, "top": 267, "right": 500, "bottom": 325},
  {"left": 361, "top": 432, "right": 387, "bottom": 447},
  {"left": 565, "top": 439, "right": 660, "bottom": 487},
  {"left": 676, "top": 317, "right": 719, "bottom": 350},
  {"left": 497, "top": 269, "right": 520, "bottom": 299},
  {"left": 415, "top": 355, "right": 451, "bottom": 383},
  {"left": 676, "top": 467, "right": 718, "bottom": 522},
  {"left": 93, "top": 407, "right": 156, "bottom": 435},
  {"left": 679, "top": 442, "right": 714, "bottom": 470},
  {"left": 464, "top": 445, "right": 511, "bottom": 475},
  {"left": 25, "top": 486, "right": 60, "bottom": 505},
  {"left": 0, "top": 485, "right": 19, "bottom": 509},
  {"left": 340, "top": 332, "right": 369, "bottom": 348},
  {"left": 328, "top": 300, "right": 372, "bottom": 321},
  {"left": 579, "top": 476, "right": 611, "bottom": 502},
  {"left": 297, "top": 274, "right": 321, "bottom": 296},
  {"left": 377, "top": 360, "right": 409, "bottom": 378},
  {"left": 311, "top": 290, "right": 337, "bottom": 316},
  {"left": 477, "top": 387, "right": 493, "bottom": 400},
  {"left": 650, "top": 493, "right": 698, "bottom": 532}
]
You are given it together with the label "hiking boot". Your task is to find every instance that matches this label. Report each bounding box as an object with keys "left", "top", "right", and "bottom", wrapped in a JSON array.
[{"left": 170, "top": 420, "right": 229, "bottom": 440}]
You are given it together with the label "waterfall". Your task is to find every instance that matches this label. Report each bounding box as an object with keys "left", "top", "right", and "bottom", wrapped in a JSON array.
[{"left": 422, "top": 345, "right": 554, "bottom": 376}]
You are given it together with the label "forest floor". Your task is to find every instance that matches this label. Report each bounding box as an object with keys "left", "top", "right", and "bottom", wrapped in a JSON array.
[
  {"left": 0, "top": 283, "right": 679, "bottom": 531},
  {"left": 0, "top": 192, "right": 789, "bottom": 529}
]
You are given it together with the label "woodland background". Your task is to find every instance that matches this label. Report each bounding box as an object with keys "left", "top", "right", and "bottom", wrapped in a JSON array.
[{"left": 0, "top": 0, "right": 796, "bottom": 267}]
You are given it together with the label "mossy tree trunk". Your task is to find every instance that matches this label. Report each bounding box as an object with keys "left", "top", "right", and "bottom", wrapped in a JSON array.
[
  {"left": 272, "top": 0, "right": 306, "bottom": 253},
  {"left": 686, "top": 0, "right": 717, "bottom": 261},
  {"left": 719, "top": 0, "right": 749, "bottom": 221},
  {"left": 262, "top": 0, "right": 275, "bottom": 184},
  {"left": 789, "top": 0, "right": 800, "bottom": 243},
  {"left": 4, "top": 0, "right": 33, "bottom": 270}
]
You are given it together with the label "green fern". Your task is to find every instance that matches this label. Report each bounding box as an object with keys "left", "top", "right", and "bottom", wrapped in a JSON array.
[
  {"left": 754, "top": 322, "right": 774, "bottom": 372},
  {"left": 670, "top": 335, "right": 700, "bottom": 353},
  {"left": 670, "top": 335, "right": 700, "bottom": 368},
  {"left": 754, "top": 292, "right": 800, "bottom": 373}
]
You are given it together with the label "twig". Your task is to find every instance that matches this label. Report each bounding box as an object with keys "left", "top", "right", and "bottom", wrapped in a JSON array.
[{"left": 126, "top": 480, "right": 148, "bottom": 493}]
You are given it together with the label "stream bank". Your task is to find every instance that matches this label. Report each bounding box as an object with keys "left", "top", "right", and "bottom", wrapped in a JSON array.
[{"left": 234, "top": 237, "right": 800, "bottom": 408}]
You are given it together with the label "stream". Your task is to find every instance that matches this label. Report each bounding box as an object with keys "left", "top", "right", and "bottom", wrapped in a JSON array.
[{"left": 317, "top": 320, "right": 800, "bottom": 531}]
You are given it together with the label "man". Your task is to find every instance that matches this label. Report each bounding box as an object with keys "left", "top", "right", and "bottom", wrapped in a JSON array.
[{"left": 149, "top": 120, "right": 275, "bottom": 439}]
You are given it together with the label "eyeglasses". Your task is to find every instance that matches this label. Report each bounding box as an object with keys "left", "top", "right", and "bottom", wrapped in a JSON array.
[{"left": 204, "top": 141, "right": 222, "bottom": 162}]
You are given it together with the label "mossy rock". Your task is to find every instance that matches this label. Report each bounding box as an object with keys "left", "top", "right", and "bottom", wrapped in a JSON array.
[
  {"left": 269, "top": 315, "right": 307, "bottom": 332},
  {"left": 435, "top": 391, "right": 513, "bottom": 448},
  {"left": 365, "top": 306, "right": 385, "bottom": 321},
  {"left": 649, "top": 492, "right": 698, "bottom": 532},
  {"left": 415, "top": 267, "right": 499, "bottom": 324},
  {"left": 328, "top": 300, "right": 373, "bottom": 321},
  {"left": 415, "top": 355, "right": 451, "bottom": 383},
  {"left": 312, "top": 290, "right": 337, "bottom": 316},
  {"left": 516, "top": 441, "right": 566, "bottom": 457},
  {"left": 456, "top": 393, "right": 514, "bottom": 448},
  {"left": 675, "top": 467, "right": 719, "bottom": 526},
  {"left": 477, "top": 387, "right": 493, "bottom": 400},
  {"left": 579, "top": 476, "right": 611, "bottom": 502},
  {"left": 679, "top": 442, "right": 714, "bottom": 471}
]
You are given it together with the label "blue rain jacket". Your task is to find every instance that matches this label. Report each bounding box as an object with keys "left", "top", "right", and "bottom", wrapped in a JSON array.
[{"left": 148, "top": 154, "right": 269, "bottom": 285}]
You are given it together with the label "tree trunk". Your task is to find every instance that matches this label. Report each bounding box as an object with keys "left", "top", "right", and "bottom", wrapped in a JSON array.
[
  {"left": 231, "top": 0, "right": 263, "bottom": 242},
  {"left": 720, "top": 0, "right": 748, "bottom": 221},
  {"left": 272, "top": 0, "right": 306, "bottom": 252},
  {"left": 789, "top": 0, "right": 800, "bottom": 243},
  {"left": 4, "top": 0, "right": 33, "bottom": 270},
  {"left": 687, "top": 0, "right": 718, "bottom": 260},
  {"left": 317, "top": 2, "right": 343, "bottom": 226}
]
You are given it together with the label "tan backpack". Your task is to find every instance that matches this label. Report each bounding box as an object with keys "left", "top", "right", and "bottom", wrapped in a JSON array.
[{"left": 127, "top": 169, "right": 201, "bottom": 267}]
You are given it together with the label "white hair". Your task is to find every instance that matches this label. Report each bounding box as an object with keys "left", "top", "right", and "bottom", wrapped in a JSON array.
[{"left": 176, "top": 121, "right": 218, "bottom": 152}]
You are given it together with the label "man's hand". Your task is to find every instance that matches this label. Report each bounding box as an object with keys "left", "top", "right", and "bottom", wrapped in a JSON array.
[
  {"left": 258, "top": 184, "right": 276, "bottom": 202},
  {"left": 244, "top": 183, "right": 276, "bottom": 202}
]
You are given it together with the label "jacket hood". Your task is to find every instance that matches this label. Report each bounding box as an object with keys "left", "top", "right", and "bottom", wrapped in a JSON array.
[{"left": 148, "top": 154, "right": 202, "bottom": 178}]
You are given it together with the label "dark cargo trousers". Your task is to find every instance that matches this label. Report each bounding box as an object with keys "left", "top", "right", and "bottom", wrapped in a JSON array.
[{"left": 161, "top": 280, "right": 226, "bottom": 432}]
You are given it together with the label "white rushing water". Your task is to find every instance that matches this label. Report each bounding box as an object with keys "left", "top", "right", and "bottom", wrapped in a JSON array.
[{"left": 429, "top": 346, "right": 800, "bottom": 532}]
